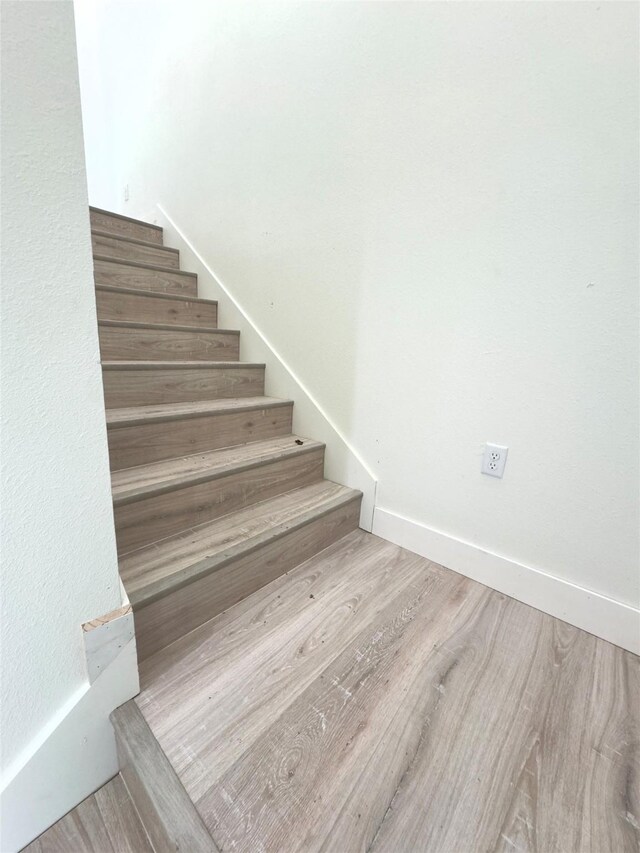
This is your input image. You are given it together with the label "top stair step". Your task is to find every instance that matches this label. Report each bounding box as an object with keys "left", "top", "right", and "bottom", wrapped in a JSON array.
[
  {"left": 92, "top": 230, "right": 180, "bottom": 269},
  {"left": 90, "top": 206, "right": 163, "bottom": 245}
]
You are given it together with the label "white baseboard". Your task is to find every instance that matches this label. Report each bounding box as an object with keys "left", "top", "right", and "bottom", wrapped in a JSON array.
[
  {"left": 155, "top": 203, "right": 377, "bottom": 531},
  {"left": 0, "top": 638, "right": 139, "bottom": 852},
  {"left": 373, "top": 507, "right": 639, "bottom": 655}
]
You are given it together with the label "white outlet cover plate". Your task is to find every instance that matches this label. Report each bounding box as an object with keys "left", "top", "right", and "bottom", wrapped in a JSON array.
[{"left": 481, "top": 443, "right": 509, "bottom": 478}]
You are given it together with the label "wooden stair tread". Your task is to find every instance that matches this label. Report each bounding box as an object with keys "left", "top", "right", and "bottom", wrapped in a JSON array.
[
  {"left": 90, "top": 205, "right": 163, "bottom": 235},
  {"left": 98, "top": 319, "right": 236, "bottom": 335},
  {"left": 119, "top": 481, "right": 361, "bottom": 606},
  {"left": 92, "top": 228, "right": 178, "bottom": 253},
  {"left": 107, "top": 396, "right": 293, "bottom": 427},
  {"left": 112, "top": 435, "right": 323, "bottom": 503},
  {"left": 93, "top": 254, "right": 197, "bottom": 278},
  {"left": 92, "top": 232, "right": 180, "bottom": 270},
  {"left": 102, "top": 360, "right": 264, "bottom": 370},
  {"left": 96, "top": 283, "right": 217, "bottom": 306},
  {"left": 90, "top": 205, "right": 361, "bottom": 661}
]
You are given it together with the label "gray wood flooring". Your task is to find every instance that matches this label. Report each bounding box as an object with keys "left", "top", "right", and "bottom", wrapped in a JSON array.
[
  {"left": 23, "top": 776, "right": 152, "bottom": 852},
  {"left": 136, "top": 529, "right": 640, "bottom": 853}
]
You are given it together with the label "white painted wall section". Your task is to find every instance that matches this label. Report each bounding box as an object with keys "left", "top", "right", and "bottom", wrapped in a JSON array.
[
  {"left": 75, "top": 1, "right": 639, "bottom": 648},
  {"left": 1, "top": 3, "right": 138, "bottom": 848}
]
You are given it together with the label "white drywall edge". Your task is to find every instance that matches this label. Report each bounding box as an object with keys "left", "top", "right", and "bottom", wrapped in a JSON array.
[
  {"left": 373, "top": 506, "right": 640, "bottom": 655},
  {"left": 155, "top": 203, "right": 377, "bottom": 530},
  {"left": 0, "top": 637, "right": 139, "bottom": 852}
]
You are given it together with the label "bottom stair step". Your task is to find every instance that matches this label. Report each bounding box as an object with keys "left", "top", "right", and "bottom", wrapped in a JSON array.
[
  {"left": 122, "top": 480, "right": 361, "bottom": 660},
  {"left": 111, "top": 701, "right": 218, "bottom": 852}
]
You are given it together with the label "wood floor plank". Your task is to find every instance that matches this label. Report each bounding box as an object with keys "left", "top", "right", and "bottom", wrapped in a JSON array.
[
  {"left": 135, "top": 532, "right": 640, "bottom": 853},
  {"left": 493, "top": 631, "right": 640, "bottom": 853},
  {"left": 24, "top": 775, "right": 153, "bottom": 853},
  {"left": 369, "top": 603, "right": 639, "bottom": 853},
  {"left": 197, "top": 554, "right": 484, "bottom": 852},
  {"left": 137, "top": 530, "right": 430, "bottom": 798}
]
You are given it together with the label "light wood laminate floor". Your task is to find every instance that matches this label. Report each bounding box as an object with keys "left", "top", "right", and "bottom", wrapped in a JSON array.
[
  {"left": 137, "top": 529, "right": 639, "bottom": 853},
  {"left": 24, "top": 775, "right": 152, "bottom": 852}
]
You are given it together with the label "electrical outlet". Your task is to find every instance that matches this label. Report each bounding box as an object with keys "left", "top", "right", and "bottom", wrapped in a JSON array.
[{"left": 481, "top": 443, "right": 508, "bottom": 478}]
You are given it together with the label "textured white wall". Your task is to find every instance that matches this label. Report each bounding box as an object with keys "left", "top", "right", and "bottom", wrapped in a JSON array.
[
  {"left": 1, "top": 0, "right": 122, "bottom": 781},
  {"left": 75, "top": 1, "right": 639, "bottom": 612}
]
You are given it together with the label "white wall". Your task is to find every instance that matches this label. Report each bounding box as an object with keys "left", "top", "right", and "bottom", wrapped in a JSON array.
[
  {"left": 75, "top": 2, "right": 639, "bottom": 643},
  {"left": 1, "top": 3, "right": 137, "bottom": 848}
]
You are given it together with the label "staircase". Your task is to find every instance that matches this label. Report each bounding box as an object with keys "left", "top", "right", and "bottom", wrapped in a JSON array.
[{"left": 92, "top": 206, "right": 362, "bottom": 661}]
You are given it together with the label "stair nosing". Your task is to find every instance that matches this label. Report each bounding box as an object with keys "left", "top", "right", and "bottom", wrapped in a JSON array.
[
  {"left": 92, "top": 229, "right": 179, "bottom": 254},
  {"left": 95, "top": 283, "right": 217, "bottom": 305},
  {"left": 112, "top": 438, "right": 325, "bottom": 506},
  {"left": 90, "top": 206, "right": 163, "bottom": 232},
  {"left": 101, "top": 360, "right": 265, "bottom": 371},
  {"left": 125, "top": 486, "right": 362, "bottom": 609},
  {"left": 93, "top": 254, "right": 197, "bottom": 278},
  {"left": 98, "top": 319, "right": 239, "bottom": 335},
  {"left": 106, "top": 397, "right": 294, "bottom": 428},
  {"left": 111, "top": 701, "right": 219, "bottom": 853}
]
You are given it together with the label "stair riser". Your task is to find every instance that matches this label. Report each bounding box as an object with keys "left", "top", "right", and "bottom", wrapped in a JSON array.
[
  {"left": 99, "top": 326, "right": 239, "bottom": 362},
  {"left": 115, "top": 449, "right": 325, "bottom": 555},
  {"left": 108, "top": 405, "right": 294, "bottom": 470},
  {"left": 94, "top": 258, "right": 197, "bottom": 296},
  {"left": 90, "top": 209, "right": 163, "bottom": 245},
  {"left": 103, "top": 366, "right": 265, "bottom": 408},
  {"left": 92, "top": 233, "right": 179, "bottom": 268},
  {"left": 133, "top": 497, "right": 361, "bottom": 660},
  {"left": 96, "top": 288, "right": 217, "bottom": 328}
]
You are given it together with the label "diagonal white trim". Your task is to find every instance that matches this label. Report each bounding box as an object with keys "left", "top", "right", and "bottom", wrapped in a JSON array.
[
  {"left": 156, "top": 202, "right": 378, "bottom": 530},
  {"left": 157, "top": 204, "right": 376, "bottom": 485}
]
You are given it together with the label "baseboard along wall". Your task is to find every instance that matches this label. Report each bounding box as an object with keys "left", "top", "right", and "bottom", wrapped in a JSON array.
[{"left": 373, "top": 507, "right": 639, "bottom": 655}]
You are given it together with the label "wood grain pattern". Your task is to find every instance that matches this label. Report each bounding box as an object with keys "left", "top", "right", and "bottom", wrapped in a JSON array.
[
  {"left": 111, "top": 701, "right": 218, "bottom": 853},
  {"left": 114, "top": 443, "right": 325, "bottom": 554},
  {"left": 92, "top": 231, "right": 180, "bottom": 268},
  {"left": 96, "top": 284, "right": 218, "bottom": 327},
  {"left": 107, "top": 398, "right": 294, "bottom": 469},
  {"left": 112, "top": 435, "right": 323, "bottom": 499},
  {"left": 135, "top": 530, "right": 640, "bottom": 853},
  {"left": 120, "top": 480, "right": 357, "bottom": 603},
  {"left": 23, "top": 775, "right": 153, "bottom": 853},
  {"left": 90, "top": 207, "right": 163, "bottom": 244},
  {"left": 87, "top": 208, "right": 637, "bottom": 853},
  {"left": 137, "top": 532, "right": 440, "bottom": 794},
  {"left": 102, "top": 361, "right": 266, "bottom": 407},
  {"left": 99, "top": 321, "right": 240, "bottom": 362},
  {"left": 93, "top": 256, "right": 197, "bottom": 296},
  {"left": 132, "top": 492, "right": 361, "bottom": 660}
]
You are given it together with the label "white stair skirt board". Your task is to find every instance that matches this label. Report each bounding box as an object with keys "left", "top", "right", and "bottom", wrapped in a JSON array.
[
  {"left": 155, "top": 203, "right": 377, "bottom": 531},
  {"left": 372, "top": 507, "right": 640, "bottom": 656},
  {"left": 0, "top": 637, "right": 139, "bottom": 852}
]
